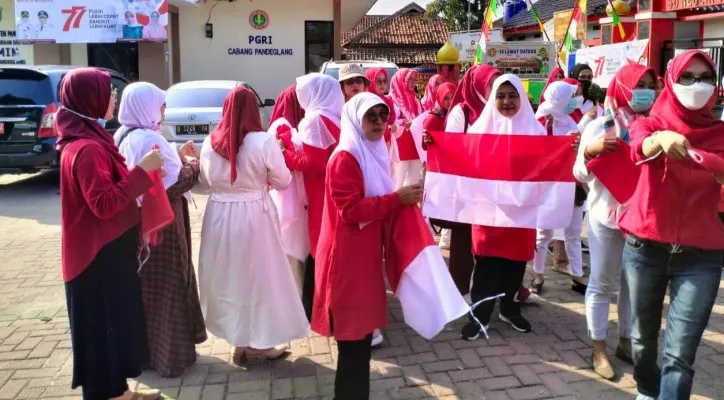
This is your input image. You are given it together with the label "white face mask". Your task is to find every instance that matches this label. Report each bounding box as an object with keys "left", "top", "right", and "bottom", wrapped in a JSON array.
[
  {"left": 573, "top": 95, "right": 584, "bottom": 109},
  {"left": 672, "top": 82, "right": 715, "bottom": 110}
]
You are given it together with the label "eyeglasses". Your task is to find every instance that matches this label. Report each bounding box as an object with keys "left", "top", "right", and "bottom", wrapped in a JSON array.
[
  {"left": 344, "top": 77, "right": 366, "bottom": 86},
  {"left": 364, "top": 111, "right": 389, "bottom": 123},
  {"left": 375, "top": 79, "right": 388, "bottom": 85},
  {"left": 677, "top": 73, "right": 716, "bottom": 86}
]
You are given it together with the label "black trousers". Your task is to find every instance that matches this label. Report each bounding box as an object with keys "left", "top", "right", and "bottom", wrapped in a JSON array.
[
  {"left": 334, "top": 334, "right": 373, "bottom": 400},
  {"left": 469, "top": 256, "right": 527, "bottom": 324},
  {"left": 302, "top": 255, "right": 315, "bottom": 322}
]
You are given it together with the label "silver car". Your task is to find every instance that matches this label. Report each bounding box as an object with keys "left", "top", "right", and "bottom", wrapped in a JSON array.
[{"left": 162, "top": 80, "right": 275, "bottom": 150}]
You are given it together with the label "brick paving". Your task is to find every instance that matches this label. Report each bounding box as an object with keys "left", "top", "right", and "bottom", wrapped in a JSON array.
[{"left": 1, "top": 171, "right": 723, "bottom": 399}]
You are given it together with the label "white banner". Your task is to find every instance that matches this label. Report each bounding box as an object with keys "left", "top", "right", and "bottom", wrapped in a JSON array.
[
  {"left": 14, "top": 0, "right": 167, "bottom": 43},
  {"left": 449, "top": 31, "right": 479, "bottom": 63},
  {"left": 574, "top": 39, "right": 649, "bottom": 88},
  {"left": 0, "top": 0, "right": 34, "bottom": 65}
]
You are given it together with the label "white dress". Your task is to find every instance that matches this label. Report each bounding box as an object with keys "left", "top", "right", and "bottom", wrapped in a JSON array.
[{"left": 196, "top": 131, "right": 310, "bottom": 348}]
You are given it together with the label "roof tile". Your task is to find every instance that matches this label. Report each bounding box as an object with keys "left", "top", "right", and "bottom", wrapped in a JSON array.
[
  {"left": 342, "top": 47, "right": 440, "bottom": 67},
  {"left": 503, "top": 0, "right": 608, "bottom": 30}
]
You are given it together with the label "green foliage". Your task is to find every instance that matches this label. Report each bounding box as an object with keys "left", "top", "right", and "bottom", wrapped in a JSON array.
[
  {"left": 426, "top": 0, "right": 488, "bottom": 32},
  {"left": 589, "top": 82, "right": 606, "bottom": 104}
]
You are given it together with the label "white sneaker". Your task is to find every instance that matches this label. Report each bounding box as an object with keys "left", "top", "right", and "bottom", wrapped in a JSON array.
[
  {"left": 635, "top": 394, "right": 656, "bottom": 400},
  {"left": 371, "top": 329, "right": 384, "bottom": 347},
  {"left": 514, "top": 291, "right": 540, "bottom": 304},
  {"left": 438, "top": 229, "right": 451, "bottom": 250}
]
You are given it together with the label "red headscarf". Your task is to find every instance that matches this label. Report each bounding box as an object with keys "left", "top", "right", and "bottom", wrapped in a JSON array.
[
  {"left": 606, "top": 63, "right": 656, "bottom": 116},
  {"left": 432, "top": 82, "right": 456, "bottom": 115},
  {"left": 366, "top": 67, "right": 397, "bottom": 126},
  {"left": 390, "top": 68, "right": 423, "bottom": 121},
  {"left": 539, "top": 67, "right": 565, "bottom": 103},
  {"left": 563, "top": 78, "right": 584, "bottom": 123},
  {"left": 421, "top": 74, "right": 445, "bottom": 111},
  {"left": 446, "top": 64, "right": 501, "bottom": 127},
  {"left": 636, "top": 50, "right": 724, "bottom": 149},
  {"left": 55, "top": 68, "right": 125, "bottom": 172},
  {"left": 210, "top": 86, "right": 264, "bottom": 184},
  {"left": 270, "top": 85, "right": 305, "bottom": 128}
]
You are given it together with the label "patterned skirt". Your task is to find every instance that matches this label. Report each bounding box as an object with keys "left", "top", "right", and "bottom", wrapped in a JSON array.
[{"left": 139, "top": 197, "right": 207, "bottom": 378}]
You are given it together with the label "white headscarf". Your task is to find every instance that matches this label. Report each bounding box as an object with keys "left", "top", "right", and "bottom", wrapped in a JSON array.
[
  {"left": 535, "top": 81, "right": 579, "bottom": 135},
  {"left": 296, "top": 73, "right": 344, "bottom": 149},
  {"left": 118, "top": 81, "right": 166, "bottom": 129},
  {"left": 470, "top": 74, "right": 546, "bottom": 136},
  {"left": 333, "top": 92, "right": 394, "bottom": 201}
]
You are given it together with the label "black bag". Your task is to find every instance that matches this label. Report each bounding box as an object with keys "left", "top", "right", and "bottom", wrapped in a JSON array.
[{"left": 574, "top": 183, "right": 588, "bottom": 207}]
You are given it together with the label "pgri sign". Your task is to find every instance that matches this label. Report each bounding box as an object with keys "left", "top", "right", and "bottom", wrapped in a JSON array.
[{"left": 249, "top": 35, "right": 273, "bottom": 45}]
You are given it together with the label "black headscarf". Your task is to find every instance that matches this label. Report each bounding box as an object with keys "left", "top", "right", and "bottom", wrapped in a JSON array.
[{"left": 570, "top": 63, "right": 595, "bottom": 104}]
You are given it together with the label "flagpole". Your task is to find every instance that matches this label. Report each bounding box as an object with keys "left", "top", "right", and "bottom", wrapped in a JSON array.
[
  {"left": 557, "top": 0, "right": 580, "bottom": 63},
  {"left": 526, "top": 0, "right": 561, "bottom": 68}
]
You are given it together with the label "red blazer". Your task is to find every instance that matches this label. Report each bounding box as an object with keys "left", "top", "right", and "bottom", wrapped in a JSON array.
[
  {"left": 282, "top": 115, "right": 340, "bottom": 258},
  {"left": 618, "top": 123, "right": 724, "bottom": 249},
  {"left": 472, "top": 226, "right": 536, "bottom": 262},
  {"left": 60, "top": 139, "right": 152, "bottom": 282},
  {"left": 311, "top": 151, "right": 401, "bottom": 341}
]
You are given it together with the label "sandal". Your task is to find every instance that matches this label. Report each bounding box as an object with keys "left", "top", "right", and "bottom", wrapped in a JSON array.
[
  {"left": 529, "top": 278, "right": 544, "bottom": 294},
  {"left": 571, "top": 280, "right": 587, "bottom": 295},
  {"left": 245, "top": 345, "right": 290, "bottom": 361}
]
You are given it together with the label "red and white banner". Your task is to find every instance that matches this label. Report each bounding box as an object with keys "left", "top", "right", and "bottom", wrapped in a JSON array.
[
  {"left": 14, "top": 0, "right": 168, "bottom": 43},
  {"left": 422, "top": 131, "right": 577, "bottom": 230}
]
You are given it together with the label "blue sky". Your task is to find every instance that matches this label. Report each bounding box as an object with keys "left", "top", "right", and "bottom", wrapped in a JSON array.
[{"left": 367, "top": 0, "right": 434, "bottom": 15}]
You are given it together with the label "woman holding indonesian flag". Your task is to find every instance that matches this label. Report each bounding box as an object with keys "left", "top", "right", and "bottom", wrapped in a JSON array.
[{"left": 573, "top": 63, "right": 657, "bottom": 380}]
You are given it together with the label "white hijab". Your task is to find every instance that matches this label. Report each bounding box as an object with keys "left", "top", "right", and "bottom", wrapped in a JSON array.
[
  {"left": 470, "top": 74, "right": 546, "bottom": 136},
  {"left": 535, "top": 81, "right": 579, "bottom": 135},
  {"left": 333, "top": 92, "right": 394, "bottom": 201},
  {"left": 295, "top": 73, "right": 344, "bottom": 149}
]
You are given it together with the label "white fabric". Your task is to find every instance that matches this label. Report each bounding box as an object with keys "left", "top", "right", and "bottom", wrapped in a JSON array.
[
  {"left": 470, "top": 74, "right": 546, "bottom": 136},
  {"left": 392, "top": 159, "right": 423, "bottom": 190},
  {"left": 409, "top": 110, "right": 429, "bottom": 161},
  {"left": 445, "top": 104, "right": 468, "bottom": 133},
  {"left": 196, "top": 132, "right": 309, "bottom": 348},
  {"left": 424, "top": 172, "right": 575, "bottom": 229},
  {"left": 573, "top": 116, "right": 623, "bottom": 229},
  {"left": 267, "top": 118, "right": 310, "bottom": 262},
  {"left": 117, "top": 82, "right": 166, "bottom": 131},
  {"left": 396, "top": 245, "right": 470, "bottom": 340},
  {"left": 295, "top": 73, "right": 344, "bottom": 149},
  {"left": 333, "top": 93, "right": 394, "bottom": 200},
  {"left": 533, "top": 205, "right": 585, "bottom": 277},
  {"left": 535, "top": 81, "right": 580, "bottom": 134},
  {"left": 585, "top": 217, "right": 631, "bottom": 341},
  {"left": 115, "top": 126, "right": 182, "bottom": 191}
]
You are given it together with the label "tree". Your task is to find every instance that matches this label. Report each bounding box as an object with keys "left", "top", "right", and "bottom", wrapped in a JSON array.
[{"left": 426, "top": 0, "right": 488, "bottom": 32}]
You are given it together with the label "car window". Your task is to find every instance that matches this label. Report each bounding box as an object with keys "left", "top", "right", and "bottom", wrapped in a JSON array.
[
  {"left": 166, "top": 88, "right": 230, "bottom": 108},
  {"left": 0, "top": 69, "right": 54, "bottom": 106}
]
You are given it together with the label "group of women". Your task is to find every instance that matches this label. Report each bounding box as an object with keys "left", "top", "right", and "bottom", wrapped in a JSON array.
[{"left": 57, "top": 48, "right": 723, "bottom": 400}]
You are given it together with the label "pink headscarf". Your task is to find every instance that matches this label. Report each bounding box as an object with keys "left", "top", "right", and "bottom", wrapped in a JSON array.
[
  {"left": 421, "top": 74, "right": 445, "bottom": 111},
  {"left": 446, "top": 65, "right": 501, "bottom": 127},
  {"left": 390, "top": 68, "right": 423, "bottom": 121}
]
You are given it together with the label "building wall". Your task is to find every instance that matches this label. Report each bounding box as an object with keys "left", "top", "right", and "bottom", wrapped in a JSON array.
[
  {"left": 674, "top": 21, "right": 700, "bottom": 39},
  {"left": 703, "top": 19, "right": 724, "bottom": 39},
  {"left": 178, "top": 0, "right": 333, "bottom": 100},
  {"left": 70, "top": 44, "right": 88, "bottom": 66}
]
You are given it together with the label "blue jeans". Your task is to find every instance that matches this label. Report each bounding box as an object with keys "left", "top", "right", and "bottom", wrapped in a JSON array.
[{"left": 623, "top": 234, "right": 722, "bottom": 399}]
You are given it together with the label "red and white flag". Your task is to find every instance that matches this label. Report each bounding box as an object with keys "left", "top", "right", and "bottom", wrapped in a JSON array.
[
  {"left": 385, "top": 205, "right": 469, "bottom": 340},
  {"left": 423, "top": 131, "right": 577, "bottom": 230}
]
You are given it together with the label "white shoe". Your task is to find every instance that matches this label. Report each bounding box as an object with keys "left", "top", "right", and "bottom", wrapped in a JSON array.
[
  {"left": 635, "top": 394, "right": 656, "bottom": 400},
  {"left": 371, "top": 329, "right": 384, "bottom": 347},
  {"left": 514, "top": 291, "right": 540, "bottom": 304}
]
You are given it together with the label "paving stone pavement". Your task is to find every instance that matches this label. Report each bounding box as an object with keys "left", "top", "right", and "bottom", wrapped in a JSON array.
[{"left": 1, "top": 171, "right": 723, "bottom": 400}]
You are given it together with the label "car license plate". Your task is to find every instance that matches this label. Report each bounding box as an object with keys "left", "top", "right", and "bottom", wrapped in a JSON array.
[{"left": 176, "top": 125, "right": 209, "bottom": 135}]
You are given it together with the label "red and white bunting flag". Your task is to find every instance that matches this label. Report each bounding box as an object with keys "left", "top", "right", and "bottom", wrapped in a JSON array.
[
  {"left": 385, "top": 205, "right": 469, "bottom": 340},
  {"left": 422, "top": 131, "right": 577, "bottom": 230}
]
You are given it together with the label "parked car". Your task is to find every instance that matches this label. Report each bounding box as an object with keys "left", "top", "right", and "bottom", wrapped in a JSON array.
[
  {"left": 319, "top": 59, "right": 399, "bottom": 93},
  {"left": 161, "top": 80, "right": 275, "bottom": 152},
  {"left": 0, "top": 65, "right": 129, "bottom": 173}
]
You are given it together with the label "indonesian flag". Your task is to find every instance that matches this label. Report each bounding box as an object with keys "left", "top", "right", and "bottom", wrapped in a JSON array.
[
  {"left": 422, "top": 131, "right": 577, "bottom": 230},
  {"left": 564, "top": 0, "right": 586, "bottom": 53},
  {"left": 385, "top": 205, "right": 469, "bottom": 339},
  {"left": 587, "top": 139, "right": 640, "bottom": 204}
]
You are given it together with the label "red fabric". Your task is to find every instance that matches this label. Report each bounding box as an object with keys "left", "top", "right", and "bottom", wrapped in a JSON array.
[
  {"left": 282, "top": 115, "right": 341, "bottom": 258},
  {"left": 141, "top": 144, "right": 175, "bottom": 246},
  {"left": 384, "top": 205, "right": 436, "bottom": 290},
  {"left": 539, "top": 67, "right": 565, "bottom": 103},
  {"left": 210, "top": 86, "right": 264, "bottom": 184},
  {"left": 425, "top": 132, "right": 576, "bottom": 182},
  {"left": 472, "top": 226, "right": 536, "bottom": 261},
  {"left": 587, "top": 139, "right": 641, "bottom": 204},
  {"left": 446, "top": 65, "right": 500, "bottom": 127},
  {"left": 422, "top": 112, "right": 445, "bottom": 151},
  {"left": 312, "top": 152, "right": 401, "bottom": 340},
  {"left": 60, "top": 140, "right": 152, "bottom": 282},
  {"left": 688, "top": 149, "right": 724, "bottom": 175},
  {"left": 719, "top": 186, "right": 724, "bottom": 212},
  {"left": 390, "top": 68, "right": 422, "bottom": 121},
  {"left": 366, "top": 68, "right": 397, "bottom": 142},
  {"left": 397, "top": 129, "right": 420, "bottom": 161},
  {"left": 56, "top": 68, "right": 153, "bottom": 282},
  {"left": 537, "top": 116, "right": 555, "bottom": 135},
  {"left": 563, "top": 78, "right": 582, "bottom": 89},
  {"left": 606, "top": 64, "right": 656, "bottom": 116},
  {"left": 421, "top": 74, "right": 445, "bottom": 111},
  {"left": 620, "top": 50, "right": 724, "bottom": 249},
  {"left": 269, "top": 85, "right": 305, "bottom": 128}
]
